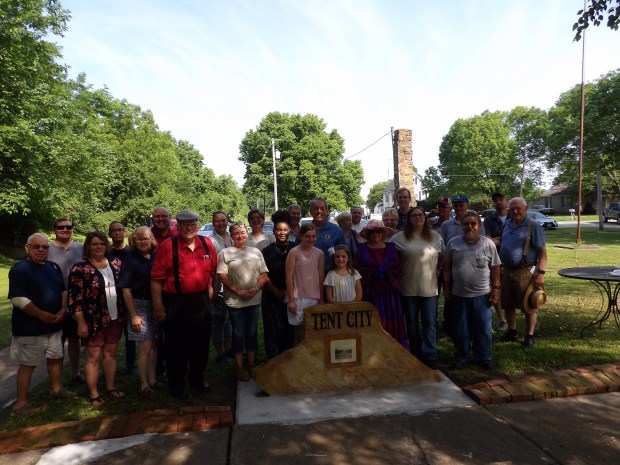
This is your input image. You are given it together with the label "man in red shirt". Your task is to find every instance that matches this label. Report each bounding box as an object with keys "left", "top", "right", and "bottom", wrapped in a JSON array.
[
  {"left": 151, "top": 207, "right": 178, "bottom": 246},
  {"left": 151, "top": 210, "right": 217, "bottom": 399}
]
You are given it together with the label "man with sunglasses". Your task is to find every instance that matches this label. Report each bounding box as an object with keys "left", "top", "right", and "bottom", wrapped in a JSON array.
[
  {"left": 443, "top": 211, "right": 501, "bottom": 369},
  {"left": 9, "top": 233, "right": 77, "bottom": 415},
  {"left": 48, "top": 218, "right": 84, "bottom": 385}
]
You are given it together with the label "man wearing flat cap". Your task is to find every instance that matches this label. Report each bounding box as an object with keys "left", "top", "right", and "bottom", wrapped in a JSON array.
[
  {"left": 151, "top": 209, "right": 218, "bottom": 399},
  {"left": 484, "top": 193, "right": 509, "bottom": 332}
]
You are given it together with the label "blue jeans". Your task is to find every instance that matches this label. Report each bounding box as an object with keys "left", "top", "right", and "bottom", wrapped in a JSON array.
[
  {"left": 402, "top": 296, "right": 437, "bottom": 362},
  {"left": 452, "top": 294, "right": 493, "bottom": 363},
  {"left": 228, "top": 304, "right": 260, "bottom": 355}
]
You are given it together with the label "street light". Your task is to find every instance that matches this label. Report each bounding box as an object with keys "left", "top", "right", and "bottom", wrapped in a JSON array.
[{"left": 272, "top": 138, "right": 280, "bottom": 211}]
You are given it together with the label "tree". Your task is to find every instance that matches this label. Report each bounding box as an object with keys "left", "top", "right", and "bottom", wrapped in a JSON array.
[
  {"left": 366, "top": 181, "right": 389, "bottom": 212},
  {"left": 574, "top": 0, "right": 620, "bottom": 41},
  {"left": 547, "top": 70, "right": 620, "bottom": 198},
  {"left": 239, "top": 112, "right": 364, "bottom": 213},
  {"left": 434, "top": 111, "right": 519, "bottom": 208}
]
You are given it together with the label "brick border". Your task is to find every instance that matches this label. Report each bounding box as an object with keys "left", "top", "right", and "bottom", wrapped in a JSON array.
[
  {"left": 463, "top": 363, "right": 620, "bottom": 404},
  {"left": 0, "top": 405, "right": 232, "bottom": 455}
]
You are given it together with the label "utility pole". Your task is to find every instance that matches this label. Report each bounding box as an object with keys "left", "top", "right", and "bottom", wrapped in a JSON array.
[{"left": 272, "top": 138, "right": 279, "bottom": 211}]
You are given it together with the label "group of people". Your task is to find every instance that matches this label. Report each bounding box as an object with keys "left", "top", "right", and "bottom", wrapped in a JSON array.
[{"left": 8, "top": 187, "right": 547, "bottom": 414}]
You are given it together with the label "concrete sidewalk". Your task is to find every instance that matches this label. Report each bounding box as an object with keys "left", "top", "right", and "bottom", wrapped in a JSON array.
[{"left": 2, "top": 369, "right": 620, "bottom": 464}]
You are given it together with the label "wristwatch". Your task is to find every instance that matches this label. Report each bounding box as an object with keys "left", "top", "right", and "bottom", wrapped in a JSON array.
[{"left": 537, "top": 269, "right": 546, "bottom": 275}]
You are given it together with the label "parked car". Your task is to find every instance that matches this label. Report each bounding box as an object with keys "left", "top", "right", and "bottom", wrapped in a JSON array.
[
  {"left": 480, "top": 209, "right": 495, "bottom": 219},
  {"left": 263, "top": 221, "right": 274, "bottom": 234},
  {"left": 603, "top": 202, "right": 620, "bottom": 223},
  {"left": 530, "top": 205, "right": 555, "bottom": 216},
  {"left": 197, "top": 222, "right": 213, "bottom": 236},
  {"left": 527, "top": 211, "right": 558, "bottom": 230}
]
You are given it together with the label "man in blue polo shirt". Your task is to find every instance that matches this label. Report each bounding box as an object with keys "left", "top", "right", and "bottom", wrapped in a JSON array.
[
  {"left": 498, "top": 197, "right": 547, "bottom": 349},
  {"left": 9, "top": 233, "right": 76, "bottom": 416},
  {"left": 309, "top": 197, "right": 345, "bottom": 271}
]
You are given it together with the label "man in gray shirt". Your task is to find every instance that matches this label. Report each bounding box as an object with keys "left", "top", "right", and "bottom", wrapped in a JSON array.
[
  {"left": 47, "top": 217, "right": 83, "bottom": 384},
  {"left": 443, "top": 210, "right": 501, "bottom": 369}
]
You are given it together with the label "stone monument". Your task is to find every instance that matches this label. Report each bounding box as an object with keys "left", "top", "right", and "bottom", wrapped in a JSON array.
[
  {"left": 254, "top": 302, "right": 440, "bottom": 395},
  {"left": 392, "top": 128, "right": 416, "bottom": 206}
]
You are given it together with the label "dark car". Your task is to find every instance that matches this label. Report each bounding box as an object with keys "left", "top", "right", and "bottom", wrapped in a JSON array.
[
  {"left": 480, "top": 209, "right": 495, "bottom": 219},
  {"left": 527, "top": 212, "right": 558, "bottom": 230}
]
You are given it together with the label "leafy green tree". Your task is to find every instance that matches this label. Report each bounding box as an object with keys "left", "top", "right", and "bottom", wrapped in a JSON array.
[
  {"left": 0, "top": 0, "right": 71, "bottom": 240},
  {"left": 574, "top": 0, "right": 620, "bottom": 41},
  {"left": 435, "top": 111, "right": 519, "bottom": 207},
  {"left": 366, "top": 181, "right": 388, "bottom": 212},
  {"left": 239, "top": 112, "right": 364, "bottom": 213},
  {"left": 547, "top": 70, "right": 620, "bottom": 198}
]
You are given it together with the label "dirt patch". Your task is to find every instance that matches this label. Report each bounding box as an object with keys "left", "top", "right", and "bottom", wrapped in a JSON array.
[{"left": 554, "top": 245, "right": 602, "bottom": 250}]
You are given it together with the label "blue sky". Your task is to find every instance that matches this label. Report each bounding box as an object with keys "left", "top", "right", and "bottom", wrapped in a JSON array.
[{"left": 56, "top": 0, "right": 620, "bottom": 199}]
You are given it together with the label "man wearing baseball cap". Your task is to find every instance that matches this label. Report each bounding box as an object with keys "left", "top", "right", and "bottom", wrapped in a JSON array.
[{"left": 430, "top": 197, "right": 452, "bottom": 232}]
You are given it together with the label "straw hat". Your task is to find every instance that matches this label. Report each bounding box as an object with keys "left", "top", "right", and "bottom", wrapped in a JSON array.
[
  {"left": 360, "top": 219, "right": 394, "bottom": 240},
  {"left": 523, "top": 281, "right": 547, "bottom": 314}
]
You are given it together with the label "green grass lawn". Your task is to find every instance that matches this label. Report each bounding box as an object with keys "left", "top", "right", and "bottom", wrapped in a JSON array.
[{"left": 1, "top": 225, "right": 619, "bottom": 431}]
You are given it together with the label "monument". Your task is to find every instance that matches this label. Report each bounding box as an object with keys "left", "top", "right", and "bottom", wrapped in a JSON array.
[{"left": 254, "top": 302, "right": 440, "bottom": 395}]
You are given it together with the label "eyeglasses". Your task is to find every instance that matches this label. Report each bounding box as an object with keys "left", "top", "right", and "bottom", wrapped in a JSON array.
[
  {"left": 27, "top": 244, "right": 50, "bottom": 250},
  {"left": 178, "top": 222, "right": 198, "bottom": 229},
  {"left": 109, "top": 228, "right": 125, "bottom": 233},
  {"left": 153, "top": 215, "right": 169, "bottom": 219},
  {"left": 134, "top": 237, "right": 151, "bottom": 243},
  {"left": 369, "top": 230, "right": 384, "bottom": 235},
  {"left": 55, "top": 225, "right": 73, "bottom": 230}
]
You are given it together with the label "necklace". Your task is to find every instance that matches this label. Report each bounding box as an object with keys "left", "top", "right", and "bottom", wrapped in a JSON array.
[{"left": 275, "top": 242, "right": 289, "bottom": 255}]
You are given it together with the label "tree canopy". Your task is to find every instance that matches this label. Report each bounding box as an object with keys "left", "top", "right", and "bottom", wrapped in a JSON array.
[
  {"left": 547, "top": 69, "right": 620, "bottom": 198},
  {"left": 0, "top": 1, "right": 245, "bottom": 244},
  {"left": 574, "top": 0, "right": 620, "bottom": 41},
  {"left": 366, "top": 181, "right": 389, "bottom": 212},
  {"left": 239, "top": 112, "right": 364, "bottom": 213},
  {"left": 424, "top": 109, "right": 547, "bottom": 208}
]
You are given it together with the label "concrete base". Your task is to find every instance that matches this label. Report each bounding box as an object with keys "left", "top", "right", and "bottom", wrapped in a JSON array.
[{"left": 236, "top": 370, "right": 474, "bottom": 425}]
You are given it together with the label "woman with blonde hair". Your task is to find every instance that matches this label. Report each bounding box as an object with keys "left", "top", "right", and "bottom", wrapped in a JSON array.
[
  {"left": 382, "top": 208, "right": 399, "bottom": 241},
  {"left": 119, "top": 226, "right": 161, "bottom": 398}
]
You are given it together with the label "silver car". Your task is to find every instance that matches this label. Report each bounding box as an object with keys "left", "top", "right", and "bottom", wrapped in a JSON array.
[{"left": 527, "top": 212, "right": 558, "bottom": 230}]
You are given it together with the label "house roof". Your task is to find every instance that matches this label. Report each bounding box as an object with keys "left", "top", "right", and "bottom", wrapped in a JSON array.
[{"left": 382, "top": 179, "right": 395, "bottom": 194}]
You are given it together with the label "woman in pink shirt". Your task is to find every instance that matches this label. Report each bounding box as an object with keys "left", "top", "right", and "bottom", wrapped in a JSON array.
[{"left": 285, "top": 223, "right": 324, "bottom": 345}]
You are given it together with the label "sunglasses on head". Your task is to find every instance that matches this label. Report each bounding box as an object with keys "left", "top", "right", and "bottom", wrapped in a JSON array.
[{"left": 55, "top": 225, "right": 73, "bottom": 230}]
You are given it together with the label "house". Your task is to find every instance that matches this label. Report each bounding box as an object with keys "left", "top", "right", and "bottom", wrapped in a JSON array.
[
  {"left": 375, "top": 174, "right": 427, "bottom": 215},
  {"left": 537, "top": 184, "right": 611, "bottom": 214}
]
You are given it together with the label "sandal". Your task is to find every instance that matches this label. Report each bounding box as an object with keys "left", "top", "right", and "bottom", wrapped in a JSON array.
[
  {"left": 149, "top": 381, "right": 166, "bottom": 391},
  {"left": 90, "top": 396, "right": 105, "bottom": 407},
  {"left": 237, "top": 369, "right": 250, "bottom": 382},
  {"left": 107, "top": 389, "right": 126, "bottom": 398},
  {"left": 139, "top": 387, "right": 156, "bottom": 399}
]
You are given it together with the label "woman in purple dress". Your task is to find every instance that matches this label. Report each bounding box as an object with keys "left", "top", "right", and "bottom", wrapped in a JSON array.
[{"left": 354, "top": 219, "right": 408, "bottom": 348}]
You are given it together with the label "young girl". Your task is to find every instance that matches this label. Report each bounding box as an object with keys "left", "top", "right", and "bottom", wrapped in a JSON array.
[
  {"left": 285, "top": 223, "right": 324, "bottom": 345},
  {"left": 324, "top": 245, "right": 363, "bottom": 303}
]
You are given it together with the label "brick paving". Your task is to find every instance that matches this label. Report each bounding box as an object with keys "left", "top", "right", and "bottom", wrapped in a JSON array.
[
  {"left": 463, "top": 362, "right": 620, "bottom": 404},
  {"left": 0, "top": 405, "right": 233, "bottom": 455},
  {"left": 2, "top": 362, "right": 620, "bottom": 455}
]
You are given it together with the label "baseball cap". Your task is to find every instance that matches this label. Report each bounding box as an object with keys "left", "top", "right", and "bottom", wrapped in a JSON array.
[
  {"left": 492, "top": 192, "right": 506, "bottom": 201},
  {"left": 437, "top": 196, "right": 452, "bottom": 207},
  {"left": 452, "top": 195, "right": 469, "bottom": 204}
]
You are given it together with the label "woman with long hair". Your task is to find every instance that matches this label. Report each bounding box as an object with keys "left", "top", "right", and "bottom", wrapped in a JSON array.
[{"left": 391, "top": 207, "right": 444, "bottom": 369}]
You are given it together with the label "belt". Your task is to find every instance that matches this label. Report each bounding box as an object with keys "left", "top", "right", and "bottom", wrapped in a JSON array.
[{"left": 504, "top": 263, "right": 535, "bottom": 270}]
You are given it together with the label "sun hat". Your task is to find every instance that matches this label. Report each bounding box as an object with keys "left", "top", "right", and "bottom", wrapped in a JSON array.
[
  {"left": 360, "top": 219, "right": 394, "bottom": 240},
  {"left": 523, "top": 281, "right": 547, "bottom": 314}
]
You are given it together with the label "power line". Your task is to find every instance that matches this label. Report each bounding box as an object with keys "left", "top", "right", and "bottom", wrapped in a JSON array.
[{"left": 344, "top": 131, "right": 391, "bottom": 160}]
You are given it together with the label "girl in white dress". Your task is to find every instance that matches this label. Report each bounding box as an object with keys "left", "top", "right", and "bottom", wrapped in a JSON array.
[{"left": 324, "top": 245, "right": 362, "bottom": 303}]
